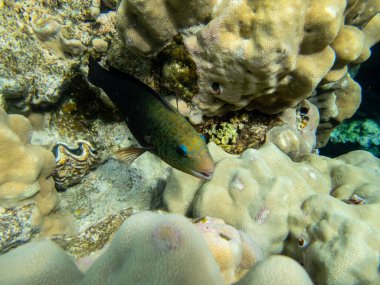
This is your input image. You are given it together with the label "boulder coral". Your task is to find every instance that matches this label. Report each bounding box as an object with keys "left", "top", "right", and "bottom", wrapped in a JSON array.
[
  {"left": 267, "top": 99, "right": 319, "bottom": 159},
  {"left": 116, "top": 0, "right": 380, "bottom": 122},
  {"left": 0, "top": 211, "right": 315, "bottom": 285},
  {"left": 235, "top": 255, "right": 313, "bottom": 285},
  {"left": 0, "top": 107, "right": 74, "bottom": 238},
  {"left": 0, "top": 212, "right": 225, "bottom": 285},
  {"left": 164, "top": 142, "right": 380, "bottom": 284},
  {"left": 193, "top": 216, "right": 263, "bottom": 284}
]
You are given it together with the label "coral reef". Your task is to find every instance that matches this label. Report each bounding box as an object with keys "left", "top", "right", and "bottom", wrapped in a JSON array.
[
  {"left": 193, "top": 216, "right": 263, "bottom": 284},
  {"left": 310, "top": 74, "right": 362, "bottom": 147},
  {"left": 1, "top": 1, "right": 379, "bottom": 285},
  {"left": 0, "top": 204, "right": 36, "bottom": 253},
  {"left": 0, "top": 211, "right": 317, "bottom": 285},
  {"left": 329, "top": 118, "right": 380, "bottom": 157},
  {"left": 164, "top": 142, "right": 380, "bottom": 284},
  {"left": 267, "top": 99, "right": 319, "bottom": 159},
  {"left": 0, "top": 212, "right": 226, "bottom": 285},
  {"left": 235, "top": 255, "right": 313, "bottom": 285},
  {"left": 0, "top": 107, "right": 75, "bottom": 238},
  {"left": 116, "top": 0, "right": 380, "bottom": 125},
  {"left": 195, "top": 110, "right": 283, "bottom": 154},
  {"left": 115, "top": 0, "right": 215, "bottom": 56},
  {"left": 0, "top": 0, "right": 116, "bottom": 113},
  {"left": 0, "top": 240, "right": 84, "bottom": 285},
  {"left": 52, "top": 140, "right": 100, "bottom": 191},
  {"left": 50, "top": 208, "right": 133, "bottom": 259}
]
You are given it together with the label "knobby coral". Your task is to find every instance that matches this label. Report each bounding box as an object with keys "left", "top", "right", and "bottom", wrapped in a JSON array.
[
  {"left": 116, "top": 0, "right": 380, "bottom": 120},
  {"left": 0, "top": 212, "right": 224, "bottom": 285},
  {"left": 0, "top": 107, "right": 75, "bottom": 239},
  {"left": 164, "top": 142, "right": 380, "bottom": 284},
  {"left": 0, "top": 211, "right": 315, "bottom": 285}
]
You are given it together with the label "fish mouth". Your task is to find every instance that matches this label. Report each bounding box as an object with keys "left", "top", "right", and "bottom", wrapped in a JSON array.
[{"left": 190, "top": 169, "right": 214, "bottom": 180}]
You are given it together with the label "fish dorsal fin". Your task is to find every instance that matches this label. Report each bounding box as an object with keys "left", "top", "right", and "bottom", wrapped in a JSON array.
[
  {"left": 116, "top": 147, "right": 149, "bottom": 166},
  {"left": 106, "top": 64, "right": 177, "bottom": 113}
]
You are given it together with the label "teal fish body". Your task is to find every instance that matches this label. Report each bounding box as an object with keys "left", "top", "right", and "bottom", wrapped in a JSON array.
[{"left": 87, "top": 57, "right": 214, "bottom": 179}]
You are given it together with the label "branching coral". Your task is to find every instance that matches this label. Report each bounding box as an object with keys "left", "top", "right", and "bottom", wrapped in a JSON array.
[{"left": 164, "top": 142, "right": 380, "bottom": 284}]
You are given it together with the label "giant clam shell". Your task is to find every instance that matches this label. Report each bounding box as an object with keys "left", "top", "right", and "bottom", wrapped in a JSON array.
[{"left": 52, "top": 140, "right": 100, "bottom": 191}]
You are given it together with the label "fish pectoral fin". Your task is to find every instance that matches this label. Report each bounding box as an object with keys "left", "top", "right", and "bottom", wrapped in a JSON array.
[{"left": 116, "top": 147, "right": 147, "bottom": 166}]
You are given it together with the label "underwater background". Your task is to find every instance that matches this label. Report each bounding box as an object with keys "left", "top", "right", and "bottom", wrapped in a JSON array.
[{"left": 0, "top": 1, "right": 379, "bottom": 285}]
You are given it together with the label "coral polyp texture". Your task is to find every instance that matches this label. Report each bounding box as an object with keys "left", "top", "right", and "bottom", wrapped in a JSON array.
[
  {"left": 164, "top": 142, "right": 380, "bottom": 284},
  {"left": 0, "top": 107, "right": 74, "bottom": 239},
  {"left": 116, "top": 0, "right": 380, "bottom": 143}
]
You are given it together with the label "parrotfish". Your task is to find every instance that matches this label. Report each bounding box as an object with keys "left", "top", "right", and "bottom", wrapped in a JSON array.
[{"left": 87, "top": 57, "right": 215, "bottom": 179}]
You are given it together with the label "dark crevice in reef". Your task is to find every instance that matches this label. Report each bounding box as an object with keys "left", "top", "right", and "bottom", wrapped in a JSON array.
[{"left": 53, "top": 73, "right": 122, "bottom": 122}]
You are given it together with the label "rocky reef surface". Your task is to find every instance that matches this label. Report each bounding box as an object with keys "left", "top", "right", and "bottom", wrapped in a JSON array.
[{"left": 0, "top": 0, "right": 380, "bottom": 284}]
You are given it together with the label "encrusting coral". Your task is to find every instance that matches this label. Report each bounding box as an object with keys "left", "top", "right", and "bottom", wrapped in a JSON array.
[
  {"left": 164, "top": 142, "right": 380, "bottom": 284},
  {"left": 0, "top": 107, "right": 75, "bottom": 238}
]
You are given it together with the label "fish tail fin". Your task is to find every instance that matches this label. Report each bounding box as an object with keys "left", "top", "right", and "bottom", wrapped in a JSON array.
[{"left": 87, "top": 56, "right": 107, "bottom": 87}]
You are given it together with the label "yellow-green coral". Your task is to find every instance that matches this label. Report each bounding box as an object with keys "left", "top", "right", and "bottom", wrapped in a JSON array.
[
  {"left": 208, "top": 122, "right": 238, "bottom": 152},
  {"left": 204, "top": 112, "right": 281, "bottom": 154}
]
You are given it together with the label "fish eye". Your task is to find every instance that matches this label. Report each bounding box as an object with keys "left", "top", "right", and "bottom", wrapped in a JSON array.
[
  {"left": 199, "top": 134, "right": 207, "bottom": 142},
  {"left": 176, "top": 144, "right": 188, "bottom": 157}
]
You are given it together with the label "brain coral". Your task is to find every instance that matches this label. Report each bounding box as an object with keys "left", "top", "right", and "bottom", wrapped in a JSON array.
[
  {"left": 116, "top": 0, "right": 380, "bottom": 125},
  {"left": 0, "top": 107, "right": 74, "bottom": 237},
  {"left": 164, "top": 142, "right": 380, "bottom": 284}
]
